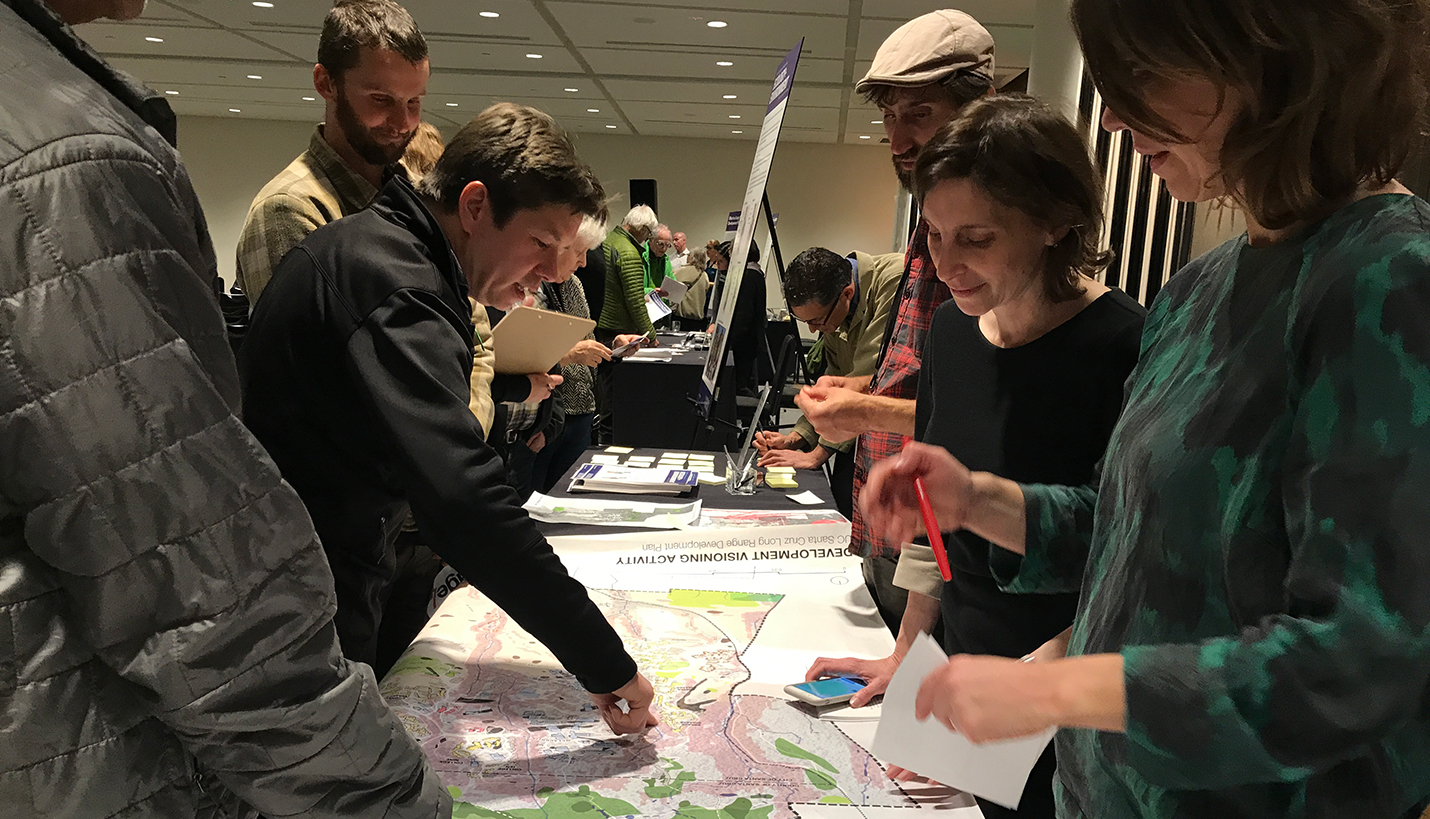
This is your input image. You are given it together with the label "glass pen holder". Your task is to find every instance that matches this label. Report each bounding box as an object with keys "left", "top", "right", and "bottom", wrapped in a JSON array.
[{"left": 724, "top": 457, "right": 759, "bottom": 496}]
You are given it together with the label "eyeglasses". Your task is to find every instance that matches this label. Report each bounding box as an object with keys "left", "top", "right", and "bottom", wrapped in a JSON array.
[{"left": 794, "top": 299, "right": 838, "bottom": 329}]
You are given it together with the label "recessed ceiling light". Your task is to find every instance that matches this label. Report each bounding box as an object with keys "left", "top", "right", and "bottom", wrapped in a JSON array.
[
  {"left": 707, "top": 20, "right": 727, "bottom": 28},
  {"left": 728, "top": 115, "right": 740, "bottom": 119},
  {"left": 526, "top": 53, "right": 543, "bottom": 59},
  {"left": 252, "top": 1, "right": 273, "bottom": 6},
  {"left": 479, "top": 11, "right": 499, "bottom": 17},
  {"left": 229, "top": 108, "right": 241, "bottom": 113},
  {"left": 302, "top": 96, "right": 316, "bottom": 101},
  {"left": 723, "top": 94, "right": 737, "bottom": 99},
  {"left": 564, "top": 88, "right": 579, "bottom": 92},
  {"left": 731, "top": 130, "right": 742, "bottom": 134},
  {"left": 859, "top": 135, "right": 871, "bottom": 139},
  {"left": 446, "top": 102, "right": 459, "bottom": 107},
  {"left": 606, "top": 125, "right": 617, "bottom": 129},
  {"left": 145, "top": 36, "right": 163, "bottom": 42},
  {"left": 164, "top": 90, "right": 178, "bottom": 95},
  {"left": 247, "top": 74, "right": 262, "bottom": 80},
  {"left": 716, "top": 61, "right": 733, "bottom": 67},
  {"left": 871, "top": 119, "right": 881, "bottom": 124},
  {"left": 587, "top": 108, "right": 600, "bottom": 113}
]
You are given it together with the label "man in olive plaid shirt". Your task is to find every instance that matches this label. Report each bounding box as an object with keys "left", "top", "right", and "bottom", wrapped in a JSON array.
[
  {"left": 235, "top": 0, "right": 428, "bottom": 306},
  {"left": 794, "top": 10, "right": 996, "bottom": 634}
]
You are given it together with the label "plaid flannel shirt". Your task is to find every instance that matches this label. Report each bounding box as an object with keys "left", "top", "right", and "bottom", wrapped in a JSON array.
[
  {"left": 851, "top": 221, "right": 949, "bottom": 556},
  {"left": 235, "top": 125, "right": 377, "bottom": 305}
]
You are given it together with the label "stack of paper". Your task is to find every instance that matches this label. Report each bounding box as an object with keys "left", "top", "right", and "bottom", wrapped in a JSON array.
[
  {"left": 523, "top": 492, "right": 701, "bottom": 528},
  {"left": 568, "top": 463, "right": 699, "bottom": 496},
  {"left": 765, "top": 465, "right": 799, "bottom": 489}
]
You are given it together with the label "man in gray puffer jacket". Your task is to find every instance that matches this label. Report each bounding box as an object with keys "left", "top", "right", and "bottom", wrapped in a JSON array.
[{"left": 0, "top": 0, "right": 449, "bottom": 816}]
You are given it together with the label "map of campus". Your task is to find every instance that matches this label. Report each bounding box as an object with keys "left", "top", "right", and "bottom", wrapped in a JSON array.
[{"left": 380, "top": 587, "right": 914, "bottom": 819}]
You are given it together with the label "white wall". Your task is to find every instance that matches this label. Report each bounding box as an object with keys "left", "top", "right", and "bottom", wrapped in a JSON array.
[
  {"left": 174, "top": 115, "right": 900, "bottom": 301},
  {"left": 175, "top": 117, "right": 316, "bottom": 287}
]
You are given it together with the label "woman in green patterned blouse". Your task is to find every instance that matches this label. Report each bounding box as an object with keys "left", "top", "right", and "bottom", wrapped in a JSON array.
[{"left": 862, "top": 1, "right": 1430, "bottom": 817}]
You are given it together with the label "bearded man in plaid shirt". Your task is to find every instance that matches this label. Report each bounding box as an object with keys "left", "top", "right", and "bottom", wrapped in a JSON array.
[{"left": 795, "top": 10, "right": 997, "bottom": 634}]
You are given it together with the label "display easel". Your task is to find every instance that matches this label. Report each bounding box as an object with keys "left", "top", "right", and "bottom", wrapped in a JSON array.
[{"left": 691, "top": 40, "right": 804, "bottom": 453}]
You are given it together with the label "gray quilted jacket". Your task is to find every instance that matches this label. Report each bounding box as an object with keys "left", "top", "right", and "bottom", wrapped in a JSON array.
[{"left": 0, "top": 2, "right": 449, "bottom": 817}]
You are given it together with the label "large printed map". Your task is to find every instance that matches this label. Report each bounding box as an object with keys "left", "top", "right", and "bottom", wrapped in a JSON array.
[{"left": 381, "top": 586, "right": 916, "bottom": 819}]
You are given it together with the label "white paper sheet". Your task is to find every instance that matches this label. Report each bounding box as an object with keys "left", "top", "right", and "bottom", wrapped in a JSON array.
[
  {"left": 872, "top": 634, "right": 1054, "bottom": 810},
  {"left": 788, "top": 490, "right": 824, "bottom": 505},
  {"left": 604, "top": 445, "right": 634, "bottom": 453},
  {"left": 644, "top": 289, "right": 673, "bottom": 324},
  {"left": 660, "top": 275, "right": 689, "bottom": 304},
  {"left": 523, "top": 491, "right": 701, "bottom": 528}
]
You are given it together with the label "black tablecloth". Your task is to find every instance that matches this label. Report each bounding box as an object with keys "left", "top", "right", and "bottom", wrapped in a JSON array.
[
  {"left": 533, "top": 446, "right": 837, "bottom": 538},
  {"left": 611, "top": 334, "right": 737, "bottom": 450}
]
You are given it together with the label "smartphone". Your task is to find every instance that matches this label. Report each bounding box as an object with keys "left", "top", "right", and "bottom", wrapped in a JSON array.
[
  {"left": 610, "top": 338, "right": 646, "bottom": 359},
  {"left": 783, "top": 676, "right": 867, "bottom": 707}
]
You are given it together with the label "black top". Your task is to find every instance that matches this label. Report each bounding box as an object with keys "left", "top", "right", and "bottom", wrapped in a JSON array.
[
  {"left": 718, "top": 264, "right": 768, "bottom": 389},
  {"left": 239, "top": 176, "right": 636, "bottom": 693},
  {"left": 576, "top": 246, "right": 606, "bottom": 320},
  {"left": 917, "top": 289, "right": 1145, "bottom": 656}
]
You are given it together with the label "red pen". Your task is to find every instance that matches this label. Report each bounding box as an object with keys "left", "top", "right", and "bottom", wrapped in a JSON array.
[{"left": 913, "top": 476, "right": 954, "bottom": 582}]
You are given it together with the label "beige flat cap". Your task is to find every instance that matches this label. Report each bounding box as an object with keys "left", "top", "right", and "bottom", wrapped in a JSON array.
[{"left": 856, "top": 9, "right": 995, "bottom": 92}]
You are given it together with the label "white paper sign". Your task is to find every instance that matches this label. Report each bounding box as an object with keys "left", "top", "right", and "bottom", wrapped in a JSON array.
[
  {"left": 645, "top": 289, "right": 673, "bottom": 324},
  {"left": 872, "top": 634, "right": 1055, "bottom": 810}
]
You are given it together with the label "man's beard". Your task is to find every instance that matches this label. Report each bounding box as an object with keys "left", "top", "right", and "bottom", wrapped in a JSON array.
[
  {"left": 893, "top": 148, "right": 918, "bottom": 191},
  {"left": 335, "top": 90, "right": 414, "bottom": 166}
]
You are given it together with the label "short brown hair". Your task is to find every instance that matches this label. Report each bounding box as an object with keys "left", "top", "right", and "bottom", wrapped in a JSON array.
[
  {"left": 861, "top": 71, "right": 993, "bottom": 111},
  {"left": 1072, "top": 0, "right": 1430, "bottom": 230},
  {"left": 318, "top": 0, "right": 427, "bottom": 81},
  {"left": 913, "top": 94, "right": 1111, "bottom": 302},
  {"left": 399, "top": 121, "right": 443, "bottom": 182},
  {"left": 416, "top": 103, "right": 606, "bottom": 228}
]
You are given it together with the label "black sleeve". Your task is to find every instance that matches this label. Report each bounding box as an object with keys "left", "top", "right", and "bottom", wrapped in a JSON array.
[
  {"left": 345, "top": 287, "right": 637, "bottom": 694},
  {"left": 491, "top": 373, "right": 534, "bottom": 403},
  {"left": 915, "top": 313, "right": 937, "bottom": 442}
]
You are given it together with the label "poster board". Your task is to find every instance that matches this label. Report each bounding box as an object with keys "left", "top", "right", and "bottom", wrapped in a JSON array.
[{"left": 698, "top": 40, "right": 804, "bottom": 412}]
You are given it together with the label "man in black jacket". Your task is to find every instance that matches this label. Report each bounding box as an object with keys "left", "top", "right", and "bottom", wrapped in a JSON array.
[{"left": 240, "top": 102, "right": 657, "bottom": 734}]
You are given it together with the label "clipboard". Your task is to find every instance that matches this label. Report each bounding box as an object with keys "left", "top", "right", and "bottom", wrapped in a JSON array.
[{"left": 490, "top": 306, "right": 596, "bottom": 374}]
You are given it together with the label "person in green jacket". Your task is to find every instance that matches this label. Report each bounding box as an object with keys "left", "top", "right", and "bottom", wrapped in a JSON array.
[
  {"left": 861, "top": 1, "right": 1430, "bottom": 817},
  {"left": 597, "top": 205, "right": 660, "bottom": 343}
]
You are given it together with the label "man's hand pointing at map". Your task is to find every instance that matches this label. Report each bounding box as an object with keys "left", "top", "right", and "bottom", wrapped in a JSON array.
[{"left": 593, "top": 671, "right": 660, "bottom": 734}]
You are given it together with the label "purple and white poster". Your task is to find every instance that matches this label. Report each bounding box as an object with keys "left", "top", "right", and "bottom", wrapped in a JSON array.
[{"left": 701, "top": 40, "right": 803, "bottom": 409}]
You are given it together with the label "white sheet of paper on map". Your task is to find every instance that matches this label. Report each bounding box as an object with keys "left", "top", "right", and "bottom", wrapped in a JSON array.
[
  {"left": 523, "top": 492, "right": 701, "bottom": 529},
  {"left": 873, "top": 633, "right": 1055, "bottom": 809}
]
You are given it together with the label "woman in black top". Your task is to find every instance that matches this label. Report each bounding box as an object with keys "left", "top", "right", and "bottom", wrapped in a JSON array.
[{"left": 808, "top": 95, "right": 1146, "bottom": 818}]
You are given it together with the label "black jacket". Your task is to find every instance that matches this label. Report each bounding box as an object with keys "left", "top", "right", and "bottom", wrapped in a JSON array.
[
  {"left": 240, "top": 177, "right": 636, "bottom": 694},
  {"left": 0, "top": 1, "right": 445, "bottom": 816}
]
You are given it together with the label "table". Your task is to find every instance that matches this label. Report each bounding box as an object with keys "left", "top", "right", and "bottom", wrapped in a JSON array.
[{"left": 610, "top": 333, "right": 737, "bottom": 450}]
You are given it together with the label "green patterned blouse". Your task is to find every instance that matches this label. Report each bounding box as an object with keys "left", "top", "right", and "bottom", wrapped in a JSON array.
[{"left": 994, "top": 194, "right": 1430, "bottom": 819}]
